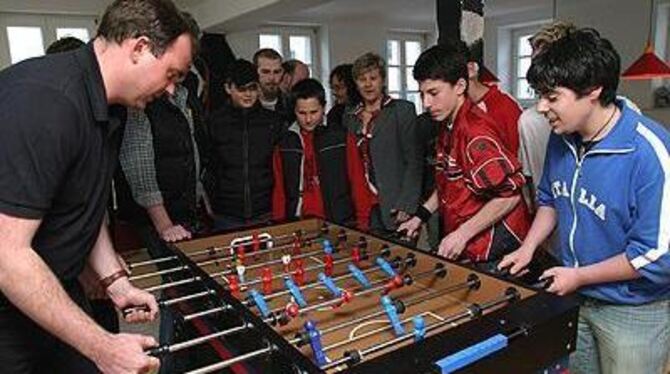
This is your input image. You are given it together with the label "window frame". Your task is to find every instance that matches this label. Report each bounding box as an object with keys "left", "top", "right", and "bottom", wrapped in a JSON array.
[
  {"left": 0, "top": 12, "right": 96, "bottom": 68},
  {"left": 386, "top": 31, "right": 427, "bottom": 113},
  {"left": 655, "top": 1, "right": 670, "bottom": 70},
  {"left": 511, "top": 25, "right": 540, "bottom": 107},
  {"left": 258, "top": 25, "right": 320, "bottom": 79}
]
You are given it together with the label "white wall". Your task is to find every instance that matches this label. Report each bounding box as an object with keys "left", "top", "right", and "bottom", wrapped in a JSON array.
[
  {"left": 0, "top": 0, "right": 108, "bottom": 15},
  {"left": 486, "top": 0, "right": 670, "bottom": 125},
  {"left": 226, "top": 14, "right": 434, "bottom": 82},
  {"left": 485, "top": 6, "right": 551, "bottom": 94}
]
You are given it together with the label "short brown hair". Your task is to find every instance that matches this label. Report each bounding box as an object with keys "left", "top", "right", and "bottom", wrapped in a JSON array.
[
  {"left": 97, "top": 0, "right": 192, "bottom": 56},
  {"left": 252, "top": 48, "right": 282, "bottom": 65},
  {"left": 529, "top": 21, "right": 577, "bottom": 55},
  {"left": 352, "top": 52, "right": 386, "bottom": 80}
]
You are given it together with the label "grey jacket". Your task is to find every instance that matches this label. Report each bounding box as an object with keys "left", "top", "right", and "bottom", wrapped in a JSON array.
[{"left": 344, "top": 98, "right": 423, "bottom": 230}]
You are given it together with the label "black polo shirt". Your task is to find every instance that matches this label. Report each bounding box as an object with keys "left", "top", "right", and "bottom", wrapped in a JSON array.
[{"left": 0, "top": 44, "right": 124, "bottom": 281}]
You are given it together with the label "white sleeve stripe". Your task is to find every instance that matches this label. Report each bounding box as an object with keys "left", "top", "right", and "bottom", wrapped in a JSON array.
[{"left": 631, "top": 123, "right": 670, "bottom": 269}]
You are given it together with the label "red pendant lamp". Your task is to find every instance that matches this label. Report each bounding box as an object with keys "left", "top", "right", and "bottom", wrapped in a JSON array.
[
  {"left": 479, "top": 64, "right": 499, "bottom": 84},
  {"left": 622, "top": 0, "right": 670, "bottom": 80}
]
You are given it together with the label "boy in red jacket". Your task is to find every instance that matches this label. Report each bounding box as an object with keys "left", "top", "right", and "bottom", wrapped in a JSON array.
[{"left": 399, "top": 43, "right": 531, "bottom": 264}]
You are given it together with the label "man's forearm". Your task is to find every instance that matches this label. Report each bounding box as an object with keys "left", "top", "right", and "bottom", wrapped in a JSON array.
[
  {"left": 457, "top": 195, "right": 520, "bottom": 241},
  {"left": 146, "top": 204, "right": 174, "bottom": 233},
  {"left": 87, "top": 221, "right": 124, "bottom": 279},
  {"left": 575, "top": 253, "right": 640, "bottom": 287},
  {"left": 522, "top": 206, "right": 557, "bottom": 250},
  {"left": 422, "top": 190, "right": 439, "bottom": 213},
  {"left": 0, "top": 216, "right": 109, "bottom": 363}
]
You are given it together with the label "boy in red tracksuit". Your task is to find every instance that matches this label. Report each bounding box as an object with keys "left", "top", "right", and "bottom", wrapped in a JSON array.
[
  {"left": 272, "top": 79, "right": 370, "bottom": 228},
  {"left": 400, "top": 43, "right": 531, "bottom": 264}
]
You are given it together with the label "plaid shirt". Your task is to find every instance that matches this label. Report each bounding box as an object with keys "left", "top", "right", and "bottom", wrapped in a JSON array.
[{"left": 120, "top": 85, "right": 204, "bottom": 208}]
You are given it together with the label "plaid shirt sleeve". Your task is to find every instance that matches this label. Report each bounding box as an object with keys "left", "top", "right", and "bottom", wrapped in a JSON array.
[{"left": 119, "top": 108, "right": 163, "bottom": 207}]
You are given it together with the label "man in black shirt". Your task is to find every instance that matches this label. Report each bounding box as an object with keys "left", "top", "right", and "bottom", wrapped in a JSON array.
[{"left": 0, "top": 0, "right": 194, "bottom": 373}]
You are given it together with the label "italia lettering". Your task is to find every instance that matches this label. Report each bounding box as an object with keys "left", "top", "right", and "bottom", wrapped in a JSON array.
[
  {"left": 551, "top": 180, "right": 570, "bottom": 198},
  {"left": 551, "top": 180, "right": 607, "bottom": 220},
  {"left": 578, "top": 188, "right": 606, "bottom": 220}
]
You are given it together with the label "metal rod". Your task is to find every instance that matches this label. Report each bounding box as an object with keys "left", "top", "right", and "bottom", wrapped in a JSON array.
[
  {"left": 207, "top": 243, "right": 331, "bottom": 278},
  {"left": 245, "top": 247, "right": 394, "bottom": 303},
  {"left": 275, "top": 265, "right": 438, "bottom": 318},
  {"left": 160, "top": 290, "right": 215, "bottom": 307},
  {"left": 241, "top": 252, "right": 355, "bottom": 289},
  {"left": 149, "top": 323, "right": 252, "bottom": 356},
  {"left": 138, "top": 237, "right": 369, "bottom": 294},
  {"left": 293, "top": 274, "right": 478, "bottom": 343},
  {"left": 126, "top": 229, "right": 314, "bottom": 270},
  {"left": 321, "top": 289, "right": 518, "bottom": 370},
  {"left": 128, "top": 256, "right": 178, "bottom": 269},
  {"left": 259, "top": 262, "right": 379, "bottom": 303},
  {"left": 180, "top": 259, "right": 389, "bottom": 321},
  {"left": 145, "top": 276, "right": 201, "bottom": 293},
  {"left": 129, "top": 265, "right": 189, "bottom": 281},
  {"left": 183, "top": 305, "right": 232, "bottom": 322},
  {"left": 129, "top": 234, "right": 318, "bottom": 281}
]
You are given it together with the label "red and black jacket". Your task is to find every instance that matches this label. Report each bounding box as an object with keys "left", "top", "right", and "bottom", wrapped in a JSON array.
[{"left": 436, "top": 98, "right": 531, "bottom": 262}]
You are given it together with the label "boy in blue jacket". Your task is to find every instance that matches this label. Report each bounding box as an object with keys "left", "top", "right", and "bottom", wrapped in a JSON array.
[{"left": 499, "top": 28, "right": 670, "bottom": 374}]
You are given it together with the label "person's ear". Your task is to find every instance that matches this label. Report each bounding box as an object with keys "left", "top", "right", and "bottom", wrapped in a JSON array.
[
  {"left": 128, "top": 36, "right": 153, "bottom": 64},
  {"left": 224, "top": 83, "right": 233, "bottom": 95},
  {"left": 587, "top": 86, "right": 603, "bottom": 103},
  {"left": 455, "top": 77, "right": 468, "bottom": 95}
]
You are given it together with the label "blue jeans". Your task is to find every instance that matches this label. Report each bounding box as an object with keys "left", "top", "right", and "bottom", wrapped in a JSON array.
[{"left": 571, "top": 296, "right": 670, "bottom": 374}]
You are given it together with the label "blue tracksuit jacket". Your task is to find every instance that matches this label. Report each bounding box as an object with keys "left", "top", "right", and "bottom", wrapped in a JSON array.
[{"left": 538, "top": 99, "right": 670, "bottom": 304}]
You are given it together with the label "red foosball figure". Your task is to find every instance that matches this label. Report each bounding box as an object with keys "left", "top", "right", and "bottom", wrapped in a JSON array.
[
  {"left": 292, "top": 239, "right": 302, "bottom": 256},
  {"left": 285, "top": 302, "right": 300, "bottom": 318},
  {"left": 251, "top": 232, "right": 261, "bottom": 259},
  {"left": 383, "top": 275, "right": 404, "bottom": 294},
  {"left": 227, "top": 275, "right": 240, "bottom": 298},
  {"left": 351, "top": 246, "right": 361, "bottom": 265},
  {"left": 261, "top": 267, "right": 273, "bottom": 294},
  {"left": 293, "top": 259, "right": 305, "bottom": 285},
  {"left": 236, "top": 245, "right": 246, "bottom": 265},
  {"left": 324, "top": 254, "right": 334, "bottom": 276}
]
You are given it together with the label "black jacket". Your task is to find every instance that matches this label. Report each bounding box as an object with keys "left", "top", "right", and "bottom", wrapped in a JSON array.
[
  {"left": 276, "top": 122, "right": 355, "bottom": 225},
  {"left": 205, "top": 103, "right": 281, "bottom": 219},
  {"left": 146, "top": 93, "right": 205, "bottom": 226},
  {"left": 115, "top": 89, "right": 204, "bottom": 230}
]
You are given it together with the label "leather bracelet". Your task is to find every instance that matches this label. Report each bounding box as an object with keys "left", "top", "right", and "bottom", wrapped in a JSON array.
[
  {"left": 415, "top": 205, "right": 433, "bottom": 223},
  {"left": 99, "top": 269, "right": 129, "bottom": 290}
]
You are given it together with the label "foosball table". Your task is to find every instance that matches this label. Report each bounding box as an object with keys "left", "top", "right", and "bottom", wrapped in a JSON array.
[{"left": 123, "top": 218, "right": 578, "bottom": 373}]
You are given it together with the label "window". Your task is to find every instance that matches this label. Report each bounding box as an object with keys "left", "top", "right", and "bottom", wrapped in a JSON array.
[
  {"left": 655, "top": 1, "right": 670, "bottom": 63},
  {"left": 258, "top": 26, "right": 317, "bottom": 76},
  {"left": 386, "top": 33, "right": 425, "bottom": 113},
  {"left": 56, "top": 27, "right": 90, "bottom": 42},
  {"left": 0, "top": 13, "right": 96, "bottom": 68},
  {"left": 7, "top": 26, "right": 44, "bottom": 64},
  {"left": 513, "top": 32, "right": 535, "bottom": 101},
  {"left": 259, "top": 33, "right": 282, "bottom": 53}
]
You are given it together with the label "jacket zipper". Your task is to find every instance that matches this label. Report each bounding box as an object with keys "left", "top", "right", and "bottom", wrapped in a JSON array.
[
  {"left": 568, "top": 160, "right": 581, "bottom": 268},
  {"left": 243, "top": 112, "right": 251, "bottom": 218}
]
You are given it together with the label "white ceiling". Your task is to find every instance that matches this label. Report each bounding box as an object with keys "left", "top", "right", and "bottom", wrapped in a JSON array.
[
  {"left": 209, "top": 0, "right": 550, "bottom": 33},
  {"left": 0, "top": 0, "right": 549, "bottom": 32},
  {"left": 272, "top": 0, "right": 547, "bottom": 27}
]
